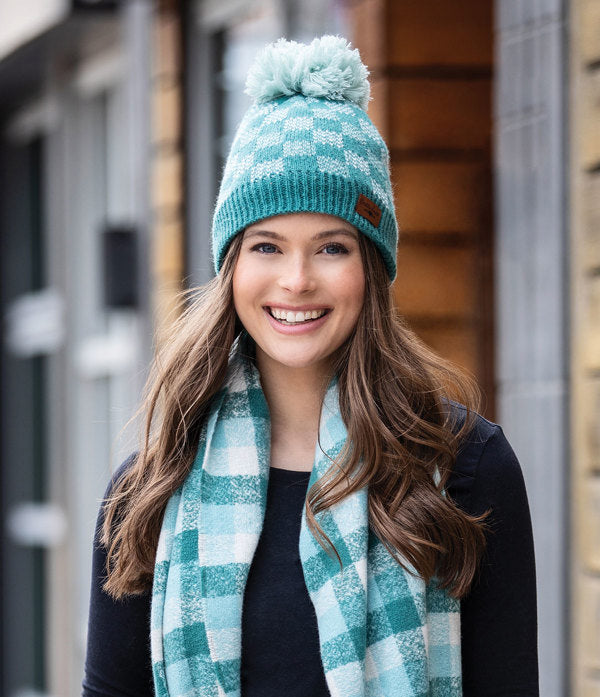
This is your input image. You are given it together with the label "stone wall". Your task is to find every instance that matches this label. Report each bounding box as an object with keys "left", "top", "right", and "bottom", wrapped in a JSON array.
[{"left": 570, "top": 0, "right": 600, "bottom": 694}]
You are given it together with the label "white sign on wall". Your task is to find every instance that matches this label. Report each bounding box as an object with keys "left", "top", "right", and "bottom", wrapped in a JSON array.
[
  {"left": 4, "top": 288, "right": 65, "bottom": 357},
  {"left": 0, "top": 0, "right": 68, "bottom": 62}
]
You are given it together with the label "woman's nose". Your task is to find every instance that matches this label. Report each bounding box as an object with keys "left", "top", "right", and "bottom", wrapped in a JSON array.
[{"left": 277, "top": 255, "right": 316, "bottom": 294}]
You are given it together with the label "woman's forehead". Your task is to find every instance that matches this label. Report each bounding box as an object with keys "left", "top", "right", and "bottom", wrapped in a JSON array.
[{"left": 244, "top": 212, "right": 358, "bottom": 237}]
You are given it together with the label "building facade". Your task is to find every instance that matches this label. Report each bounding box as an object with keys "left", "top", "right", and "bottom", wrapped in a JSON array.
[{"left": 0, "top": 2, "right": 153, "bottom": 695}]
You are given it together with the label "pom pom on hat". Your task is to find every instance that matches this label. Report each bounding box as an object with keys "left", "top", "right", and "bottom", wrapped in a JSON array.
[{"left": 245, "top": 35, "right": 371, "bottom": 111}]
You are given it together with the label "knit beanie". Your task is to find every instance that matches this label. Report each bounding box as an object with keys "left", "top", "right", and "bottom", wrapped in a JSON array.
[{"left": 211, "top": 35, "right": 398, "bottom": 280}]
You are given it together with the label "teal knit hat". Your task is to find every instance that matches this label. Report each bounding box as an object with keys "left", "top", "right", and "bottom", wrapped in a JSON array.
[{"left": 211, "top": 35, "right": 398, "bottom": 280}]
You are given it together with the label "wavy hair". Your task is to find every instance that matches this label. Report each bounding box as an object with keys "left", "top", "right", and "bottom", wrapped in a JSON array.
[{"left": 102, "top": 232, "right": 487, "bottom": 599}]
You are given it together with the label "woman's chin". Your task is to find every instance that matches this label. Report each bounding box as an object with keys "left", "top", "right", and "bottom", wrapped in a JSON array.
[{"left": 257, "top": 347, "right": 334, "bottom": 375}]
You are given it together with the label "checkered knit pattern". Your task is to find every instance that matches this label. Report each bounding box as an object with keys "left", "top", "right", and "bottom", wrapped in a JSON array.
[
  {"left": 211, "top": 41, "right": 399, "bottom": 280},
  {"left": 151, "top": 347, "right": 462, "bottom": 697}
]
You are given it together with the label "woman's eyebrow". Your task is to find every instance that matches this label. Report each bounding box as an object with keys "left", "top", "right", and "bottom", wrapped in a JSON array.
[
  {"left": 244, "top": 229, "right": 285, "bottom": 241},
  {"left": 311, "top": 229, "right": 358, "bottom": 241}
]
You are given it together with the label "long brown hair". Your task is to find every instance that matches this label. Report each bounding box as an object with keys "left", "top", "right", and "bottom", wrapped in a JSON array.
[{"left": 102, "top": 232, "right": 487, "bottom": 599}]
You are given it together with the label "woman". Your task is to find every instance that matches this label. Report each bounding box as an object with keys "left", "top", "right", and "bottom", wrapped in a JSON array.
[{"left": 83, "top": 36, "right": 538, "bottom": 697}]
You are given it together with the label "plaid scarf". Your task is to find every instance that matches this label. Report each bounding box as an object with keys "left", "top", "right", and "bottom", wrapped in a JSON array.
[{"left": 151, "top": 346, "right": 462, "bottom": 697}]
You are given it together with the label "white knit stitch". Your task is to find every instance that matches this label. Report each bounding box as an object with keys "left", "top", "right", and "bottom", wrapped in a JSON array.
[
  {"left": 250, "top": 158, "right": 285, "bottom": 181},
  {"left": 284, "top": 115, "right": 314, "bottom": 131},
  {"left": 314, "top": 129, "right": 344, "bottom": 148},
  {"left": 283, "top": 140, "right": 317, "bottom": 157}
]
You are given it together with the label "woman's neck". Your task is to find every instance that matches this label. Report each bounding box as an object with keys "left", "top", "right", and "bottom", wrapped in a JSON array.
[{"left": 256, "top": 349, "right": 332, "bottom": 471}]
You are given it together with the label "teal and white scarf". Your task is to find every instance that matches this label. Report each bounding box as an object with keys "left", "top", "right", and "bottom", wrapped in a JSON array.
[{"left": 151, "top": 346, "right": 462, "bottom": 697}]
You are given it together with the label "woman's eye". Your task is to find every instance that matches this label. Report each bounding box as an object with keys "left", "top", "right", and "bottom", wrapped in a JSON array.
[
  {"left": 322, "top": 243, "right": 349, "bottom": 255},
  {"left": 252, "top": 243, "right": 278, "bottom": 254}
]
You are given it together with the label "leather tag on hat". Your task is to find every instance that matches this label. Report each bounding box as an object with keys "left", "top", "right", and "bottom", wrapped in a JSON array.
[{"left": 355, "top": 194, "right": 382, "bottom": 227}]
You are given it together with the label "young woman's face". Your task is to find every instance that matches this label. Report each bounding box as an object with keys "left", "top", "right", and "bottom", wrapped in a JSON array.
[{"left": 232, "top": 212, "right": 365, "bottom": 375}]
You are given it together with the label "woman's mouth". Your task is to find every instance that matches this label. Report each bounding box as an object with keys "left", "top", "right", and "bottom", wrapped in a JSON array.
[{"left": 267, "top": 307, "right": 329, "bottom": 325}]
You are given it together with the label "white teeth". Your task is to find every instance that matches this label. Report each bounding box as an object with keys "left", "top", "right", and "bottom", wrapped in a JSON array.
[{"left": 269, "top": 308, "right": 327, "bottom": 324}]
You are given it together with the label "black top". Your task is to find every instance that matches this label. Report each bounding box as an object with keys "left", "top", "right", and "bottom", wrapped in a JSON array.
[{"left": 82, "top": 410, "right": 539, "bottom": 697}]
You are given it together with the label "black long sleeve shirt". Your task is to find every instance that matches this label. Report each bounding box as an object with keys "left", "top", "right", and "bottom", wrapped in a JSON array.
[{"left": 82, "top": 411, "right": 539, "bottom": 697}]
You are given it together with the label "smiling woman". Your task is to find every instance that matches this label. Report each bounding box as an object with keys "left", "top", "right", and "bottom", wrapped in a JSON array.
[{"left": 83, "top": 36, "right": 539, "bottom": 697}]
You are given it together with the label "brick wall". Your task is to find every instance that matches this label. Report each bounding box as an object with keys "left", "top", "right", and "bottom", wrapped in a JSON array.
[
  {"left": 150, "top": 0, "right": 185, "bottom": 341},
  {"left": 350, "top": 0, "right": 495, "bottom": 413},
  {"left": 570, "top": 0, "right": 600, "bottom": 694}
]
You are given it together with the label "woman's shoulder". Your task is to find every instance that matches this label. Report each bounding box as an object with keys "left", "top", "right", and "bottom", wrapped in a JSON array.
[
  {"left": 102, "top": 452, "right": 138, "bottom": 500},
  {"left": 445, "top": 399, "right": 496, "bottom": 439},
  {"left": 445, "top": 402, "right": 524, "bottom": 511}
]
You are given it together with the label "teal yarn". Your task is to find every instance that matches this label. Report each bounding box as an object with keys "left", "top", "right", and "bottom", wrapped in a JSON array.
[{"left": 211, "top": 36, "right": 399, "bottom": 280}]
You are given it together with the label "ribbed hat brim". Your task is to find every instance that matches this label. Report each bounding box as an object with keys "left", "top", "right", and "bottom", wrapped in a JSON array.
[{"left": 212, "top": 170, "right": 397, "bottom": 280}]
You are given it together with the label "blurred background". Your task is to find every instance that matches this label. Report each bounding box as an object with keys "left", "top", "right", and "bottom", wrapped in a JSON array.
[{"left": 0, "top": 0, "right": 597, "bottom": 695}]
